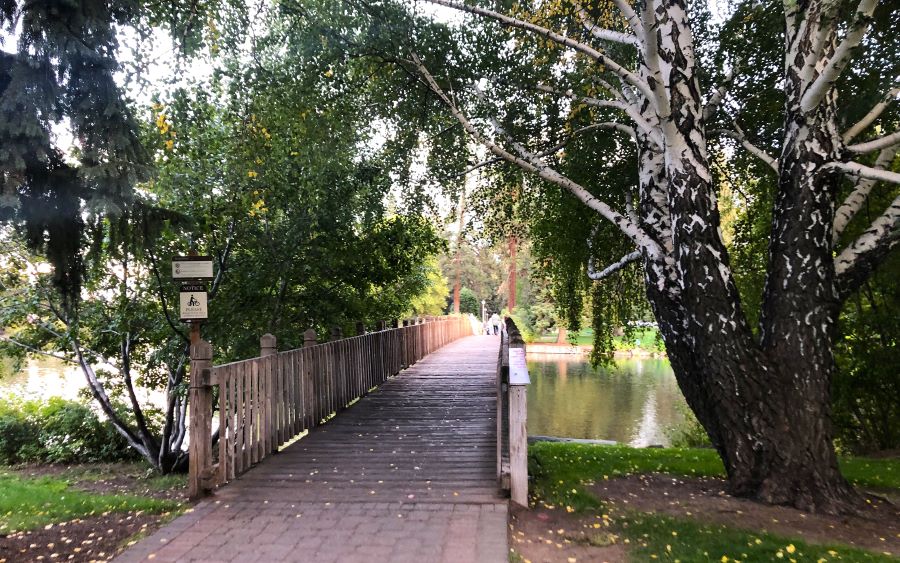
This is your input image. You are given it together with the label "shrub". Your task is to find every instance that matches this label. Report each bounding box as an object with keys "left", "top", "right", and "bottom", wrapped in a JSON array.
[
  {"left": 666, "top": 404, "right": 712, "bottom": 448},
  {"left": 0, "top": 402, "right": 40, "bottom": 465},
  {"left": 0, "top": 397, "right": 136, "bottom": 465}
]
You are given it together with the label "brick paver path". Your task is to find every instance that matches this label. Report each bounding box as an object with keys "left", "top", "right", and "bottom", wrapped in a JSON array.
[{"left": 116, "top": 335, "right": 507, "bottom": 562}]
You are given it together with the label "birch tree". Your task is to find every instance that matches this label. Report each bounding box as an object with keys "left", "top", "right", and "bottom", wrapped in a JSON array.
[{"left": 400, "top": 0, "right": 900, "bottom": 513}]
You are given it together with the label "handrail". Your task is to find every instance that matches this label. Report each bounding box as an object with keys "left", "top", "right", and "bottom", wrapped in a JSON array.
[
  {"left": 497, "top": 317, "right": 530, "bottom": 507},
  {"left": 187, "top": 315, "right": 474, "bottom": 498}
]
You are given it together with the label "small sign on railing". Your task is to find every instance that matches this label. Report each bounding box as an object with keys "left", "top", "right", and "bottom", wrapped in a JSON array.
[
  {"left": 179, "top": 284, "right": 208, "bottom": 321},
  {"left": 509, "top": 348, "right": 530, "bottom": 385}
]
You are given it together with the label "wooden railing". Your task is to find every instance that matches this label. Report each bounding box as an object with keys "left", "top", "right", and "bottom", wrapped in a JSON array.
[
  {"left": 188, "top": 315, "right": 473, "bottom": 498},
  {"left": 497, "top": 318, "right": 530, "bottom": 506}
]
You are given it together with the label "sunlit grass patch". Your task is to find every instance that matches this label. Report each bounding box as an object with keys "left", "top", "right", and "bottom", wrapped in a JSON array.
[
  {"left": 529, "top": 443, "right": 724, "bottom": 510},
  {"left": 620, "top": 513, "right": 895, "bottom": 562},
  {"left": 839, "top": 457, "right": 900, "bottom": 491},
  {"left": 529, "top": 442, "right": 899, "bottom": 510},
  {"left": 0, "top": 470, "right": 180, "bottom": 533}
]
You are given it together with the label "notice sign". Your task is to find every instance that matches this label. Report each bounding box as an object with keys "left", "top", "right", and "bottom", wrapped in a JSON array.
[
  {"left": 179, "top": 284, "right": 208, "bottom": 321},
  {"left": 509, "top": 348, "right": 531, "bottom": 385},
  {"left": 172, "top": 256, "right": 214, "bottom": 281}
]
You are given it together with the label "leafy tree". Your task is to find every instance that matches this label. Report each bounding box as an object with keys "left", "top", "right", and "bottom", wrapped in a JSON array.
[
  {"left": 407, "top": 259, "right": 451, "bottom": 316},
  {"left": 458, "top": 287, "right": 480, "bottom": 316},
  {"left": 380, "top": 0, "right": 900, "bottom": 512},
  {"left": 0, "top": 0, "right": 447, "bottom": 472}
]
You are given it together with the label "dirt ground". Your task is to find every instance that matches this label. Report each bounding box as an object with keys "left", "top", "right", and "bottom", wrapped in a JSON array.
[
  {"left": 509, "top": 474, "right": 899, "bottom": 563},
  {"left": 509, "top": 503, "right": 628, "bottom": 563},
  {"left": 0, "top": 512, "right": 165, "bottom": 563},
  {"left": 0, "top": 464, "right": 187, "bottom": 563}
]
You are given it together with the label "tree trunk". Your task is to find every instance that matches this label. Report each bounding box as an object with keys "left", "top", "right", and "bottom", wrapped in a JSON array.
[
  {"left": 453, "top": 184, "right": 466, "bottom": 314},
  {"left": 555, "top": 326, "right": 567, "bottom": 344},
  {"left": 638, "top": 4, "right": 861, "bottom": 513},
  {"left": 508, "top": 235, "right": 517, "bottom": 310}
]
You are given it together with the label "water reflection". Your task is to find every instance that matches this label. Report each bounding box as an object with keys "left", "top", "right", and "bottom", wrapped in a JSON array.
[
  {"left": 526, "top": 353, "right": 688, "bottom": 446},
  {"left": 0, "top": 357, "right": 164, "bottom": 407}
]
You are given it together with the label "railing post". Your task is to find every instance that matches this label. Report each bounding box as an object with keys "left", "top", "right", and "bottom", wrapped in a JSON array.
[
  {"left": 304, "top": 328, "right": 317, "bottom": 348},
  {"left": 356, "top": 321, "right": 366, "bottom": 336},
  {"left": 508, "top": 334, "right": 530, "bottom": 507},
  {"left": 260, "top": 333, "right": 277, "bottom": 357},
  {"left": 331, "top": 326, "right": 343, "bottom": 341},
  {"left": 259, "top": 334, "right": 277, "bottom": 455},
  {"left": 376, "top": 320, "right": 386, "bottom": 331},
  {"left": 188, "top": 339, "right": 214, "bottom": 500}
]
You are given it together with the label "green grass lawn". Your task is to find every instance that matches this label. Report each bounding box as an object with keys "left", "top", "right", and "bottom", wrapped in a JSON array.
[
  {"left": 529, "top": 443, "right": 900, "bottom": 561},
  {"left": 531, "top": 443, "right": 899, "bottom": 510},
  {"left": 622, "top": 513, "right": 895, "bottom": 562},
  {"left": 0, "top": 470, "right": 180, "bottom": 533},
  {"left": 535, "top": 327, "right": 666, "bottom": 351}
]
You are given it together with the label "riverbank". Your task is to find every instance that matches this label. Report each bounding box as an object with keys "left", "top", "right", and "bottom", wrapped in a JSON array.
[
  {"left": 527, "top": 342, "right": 666, "bottom": 358},
  {"left": 510, "top": 443, "right": 899, "bottom": 562}
]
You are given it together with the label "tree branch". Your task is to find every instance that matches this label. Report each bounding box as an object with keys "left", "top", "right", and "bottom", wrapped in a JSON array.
[
  {"left": 846, "top": 130, "right": 900, "bottom": 154},
  {"left": 800, "top": 0, "right": 880, "bottom": 113},
  {"left": 577, "top": 7, "right": 638, "bottom": 46},
  {"left": 408, "top": 53, "right": 663, "bottom": 260},
  {"left": 455, "top": 121, "right": 636, "bottom": 178},
  {"left": 535, "top": 83, "right": 661, "bottom": 146},
  {"left": 421, "top": 0, "right": 658, "bottom": 106},
  {"left": 703, "top": 67, "right": 736, "bottom": 121},
  {"left": 822, "top": 161, "right": 900, "bottom": 185},
  {"left": 612, "top": 0, "right": 643, "bottom": 37},
  {"left": 588, "top": 250, "right": 641, "bottom": 280},
  {"left": 835, "top": 192, "right": 900, "bottom": 298},
  {"left": 842, "top": 86, "right": 899, "bottom": 143},
  {"left": 712, "top": 127, "right": 779, "bottom": 172},
  {"left": 72, "top": 340, "right": 150, "bottom": 459},
  {"left": 637, "top": 0, "right": 670, "bottom": 118},
  {"left": 0, "top": 336, "right": 76, "bottom": 364},
  {"left": 833, "top": 147, "right": 897, "bottom": 243}
]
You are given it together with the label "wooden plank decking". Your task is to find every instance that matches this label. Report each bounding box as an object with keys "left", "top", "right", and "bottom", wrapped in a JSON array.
[{"left": 116, "top": 334, "right": 507, "bottom": 562}]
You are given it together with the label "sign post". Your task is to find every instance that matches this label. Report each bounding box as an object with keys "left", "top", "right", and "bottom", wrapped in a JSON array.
[
  {"left": 173, "top": 253, "right": 215, "bottom": 499},
  {"left": 172, "top": 255, "right": 214, "bottom": 344}
]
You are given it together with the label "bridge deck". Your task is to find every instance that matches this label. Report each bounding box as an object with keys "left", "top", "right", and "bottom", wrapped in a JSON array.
[{"left": 116, "top": 335, "right": 507, "bottom": 563}]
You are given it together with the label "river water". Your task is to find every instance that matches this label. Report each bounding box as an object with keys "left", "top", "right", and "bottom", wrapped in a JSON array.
[
  {"left": 526, "top": 353, "right": 688, "bottom": 446},
  {"left": 3, "top": 353, "right": 688, "bottom": 447},
  {"left": 0, "top": 357, "right": 163, "bottom": 406}
]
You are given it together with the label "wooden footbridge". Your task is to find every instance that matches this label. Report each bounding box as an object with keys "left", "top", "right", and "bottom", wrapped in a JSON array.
[{"left": 116, "top": 316, "right": 529, "bottom": 563}]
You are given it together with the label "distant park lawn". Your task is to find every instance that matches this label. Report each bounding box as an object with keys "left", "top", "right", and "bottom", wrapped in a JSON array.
[
  {"left": 0, "top": 470, "right": 180, "bottom": 533},
  {"left": 525, "top": 443, "right": 899, "bottom": 562},
  {"left": 536, "top": 327, "right": 665, "bottom": 351}
]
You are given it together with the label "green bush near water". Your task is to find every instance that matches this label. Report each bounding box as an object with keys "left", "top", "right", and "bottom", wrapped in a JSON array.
[{"left": 0, "top": 397, "right": 137, "bottom": 465}]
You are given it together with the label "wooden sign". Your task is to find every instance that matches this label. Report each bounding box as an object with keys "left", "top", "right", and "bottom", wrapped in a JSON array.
[
  {"left": 172, "top": 256, "right": 214, "bottom": 281},
  {"left": 509, "top": 348, "right": 530, "bottom": 385},
  {"left": 179, "top": 284, "right": 208, "bottom": 321}
]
